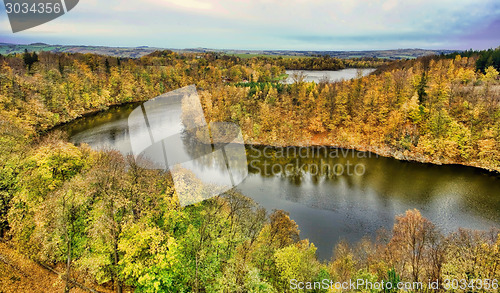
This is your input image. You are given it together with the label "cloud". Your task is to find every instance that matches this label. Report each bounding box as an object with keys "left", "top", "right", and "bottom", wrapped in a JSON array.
[
  {"left": 2, "top": 0, "right": 499, "bottom": 50},
  {"left": 146, "top": 0, "right": 214, "bottom": 11},
  {"left": 382, "top": 0, "right": 398, "bottom": 11}
]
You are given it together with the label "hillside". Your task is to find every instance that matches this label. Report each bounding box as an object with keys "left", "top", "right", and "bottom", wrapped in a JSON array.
[{"left": 0, "top": 43, "right": 457, "bottom": 59}]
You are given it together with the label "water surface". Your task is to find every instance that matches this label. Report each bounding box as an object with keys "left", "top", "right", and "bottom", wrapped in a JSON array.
[{"left": 284, "top": 68, "right": 376, "bottom": 84}]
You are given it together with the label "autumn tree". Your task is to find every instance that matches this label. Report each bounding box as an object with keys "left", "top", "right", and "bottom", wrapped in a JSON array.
[
  {"left": 8, "top": 136, "right": 86, "bottom": 255},
  {"left": 388, "top": 209, "right": 442, "bottom": 283},
  {"left": 274, "top": 240, "right": 321, "bottom": 292},
  {"left": 0, "top": 121, "right": 26, "bottom": 239},
  {"left": 79, "top": 151, "right": 130, "bottom": 293},
  {"left": 35, "top": 175, "right": 90, "bottom": 293}
]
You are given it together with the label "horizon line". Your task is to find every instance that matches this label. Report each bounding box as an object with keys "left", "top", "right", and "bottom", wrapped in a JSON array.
[{"left": 0, "top": 41, "right": 477, "bottom": 53}]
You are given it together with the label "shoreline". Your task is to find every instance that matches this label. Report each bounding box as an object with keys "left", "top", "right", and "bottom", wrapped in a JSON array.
[
  {"left": 42, "top": 100, "right": 146, "bottom": 136},
  {"left": 243, "top": 138, "right": 500, "bottom": 177}
]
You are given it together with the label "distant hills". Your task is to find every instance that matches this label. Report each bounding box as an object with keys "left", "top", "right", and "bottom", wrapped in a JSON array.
[
  {"left": 0, "top": 43, "right": 160, "bottom": 58},
  {"left": 0, "top": 42, "right": 458, "bottom": 59}
]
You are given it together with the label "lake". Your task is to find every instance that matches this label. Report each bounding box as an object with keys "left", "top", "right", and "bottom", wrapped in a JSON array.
[
  {"left": 62, "top": 85, "right": 500, "bottom": 260},
  {"left": 284, "top": 68, "right": 376, "bottom": 84}
]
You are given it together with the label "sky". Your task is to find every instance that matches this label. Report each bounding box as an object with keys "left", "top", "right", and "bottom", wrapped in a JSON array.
[{"left": 0, "top": 0, "right": 499, "bottom": 50}]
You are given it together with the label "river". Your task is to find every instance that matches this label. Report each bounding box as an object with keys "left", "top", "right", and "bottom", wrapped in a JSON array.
[
  {"left": 284, "top": 68, "right": 376, "bottom": 84},
  {"left": 61, "top": 84, "right": 500, "bottom": 260}
]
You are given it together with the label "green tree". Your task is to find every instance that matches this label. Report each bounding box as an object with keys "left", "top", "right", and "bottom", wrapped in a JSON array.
[
  {"left": 8, "top": 138, "right": 86, "bottom": 255},
  {"left": 416, "top": 71, "right": 428, "bottom": 104},
  {"left": 274, "top": 240, "right": 320, "bottom": 292},
  {"left": 23, "top": 49, "right": 39, "bottom": 72},
  {"left": 35, "top": 176, "right": 90, "bottom": 293},
  {"left": 0, "top": 121, "right": 26, "bottom": 238},
  {"left": 79, "top": 151, "right": 130, "bottom": 293}
]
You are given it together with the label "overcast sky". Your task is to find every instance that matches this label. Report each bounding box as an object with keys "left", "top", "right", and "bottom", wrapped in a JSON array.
[{"left": 1, "top": 0, "right": 499, "bottom": 50}]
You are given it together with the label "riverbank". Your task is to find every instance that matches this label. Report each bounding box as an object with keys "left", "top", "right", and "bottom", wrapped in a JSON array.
[
  {"left": 42, "top": 100, "right": 145, "bottom": 136},
  {"left": 242, "top": 132, "right": 500, "bottom": 176}
]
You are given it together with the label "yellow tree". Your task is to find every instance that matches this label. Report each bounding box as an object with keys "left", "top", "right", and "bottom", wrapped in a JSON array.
[{"left": 388, "top": 209, "right": 441, "bottom": 283}]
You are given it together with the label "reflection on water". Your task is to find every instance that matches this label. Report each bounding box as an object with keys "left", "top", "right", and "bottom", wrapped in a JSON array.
[
  {"left": 62, "top": 101, "right": 500, "bottom": 260},
  {"left": 242, "top": 146, "right": 500, "bottom": 258},
  {"left": 124, "top": 86, "right": 248, "bottom": 206}
]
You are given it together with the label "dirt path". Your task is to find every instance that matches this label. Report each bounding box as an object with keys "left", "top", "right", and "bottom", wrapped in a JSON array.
[{"left": 0, "top": 241, "right": 115, "bottom": 293}]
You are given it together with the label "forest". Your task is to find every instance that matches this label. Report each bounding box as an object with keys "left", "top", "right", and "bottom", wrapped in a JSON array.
[{"left": 0, "top": 48, "right": 499, "bottom": 292}]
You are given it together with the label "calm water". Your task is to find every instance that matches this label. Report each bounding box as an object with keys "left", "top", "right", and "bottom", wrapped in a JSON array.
[
  {"left": 62, "top": 95, "right": 500, "bottom": 260},
  {"left": 284, "top": 68, "right": 376, "bottom": 84}
]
